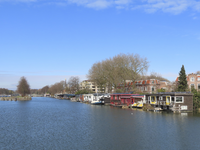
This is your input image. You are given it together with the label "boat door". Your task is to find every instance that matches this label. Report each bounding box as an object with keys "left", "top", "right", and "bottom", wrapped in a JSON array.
[
  {"left": 166, "top": 96, "right": 171, "bottom": 105},
  {"left": 150, "top": 96, "right": 156, "bottom": 104}
]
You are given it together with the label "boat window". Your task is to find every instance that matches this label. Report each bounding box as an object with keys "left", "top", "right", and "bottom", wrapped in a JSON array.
[
  {"left": 171, "top": 97, "right": 175, "bottom": 102},
  {"left": 151, "top": 96, "right": 155, "bottom": 102},
  {"left": 176, "top": 96, "right": 184, "bottom": 103}
]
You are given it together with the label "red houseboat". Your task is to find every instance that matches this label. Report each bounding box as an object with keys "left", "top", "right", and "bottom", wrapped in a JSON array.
[{"left": 110, "top": 93, "right": 141, "bottom": 107}]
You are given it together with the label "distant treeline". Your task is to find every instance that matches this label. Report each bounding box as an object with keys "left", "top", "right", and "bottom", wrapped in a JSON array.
[
  {"left": 31, "top": 76, "right": 80, "bottom": 96},
  {"left": 0, "top": 88, "right": 14, "bottom": 95}
]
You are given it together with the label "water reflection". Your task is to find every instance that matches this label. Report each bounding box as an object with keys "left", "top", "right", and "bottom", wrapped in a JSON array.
[{"left": 1, "top": 97, "right": 200, "bottom": 149}]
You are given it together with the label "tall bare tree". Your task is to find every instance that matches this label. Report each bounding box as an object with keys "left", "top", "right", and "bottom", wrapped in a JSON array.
[
  {"left": 68, "top": 76, "right": 80, "bottom": 94},
  {"left": 17, "top": 76, "right": 31, "bottom": 97},
  {"left": 40, "top": 85, "right": 49, "bottom": 94},
  {"left": 142, "top": 72, "right": 170, "bottom": 82},
  {"left": 48, "top": 81, "right": 65, "bottom": 95},
  {"left": 87, "top": 53, "right": 149, "bottom": 93}
]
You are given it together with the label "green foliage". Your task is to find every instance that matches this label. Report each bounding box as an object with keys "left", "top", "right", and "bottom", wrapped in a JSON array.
[
  {"left": 177, "top": 65, "right": 188, "bottom": 92},
  {"left": 115, "top": 89, "right": 123, "bottom": 93},
  {"left": 75, "top": 89, "right": 90, "bottom": 95},
  {"left": 138, "top": 92, "right": 148, "bottom": 95},
  {"left": 157, "top": 89, "right": 166, "bottom": 93},
  {"left": 191, "top": 88, "right": 200, "bottom": 110}
]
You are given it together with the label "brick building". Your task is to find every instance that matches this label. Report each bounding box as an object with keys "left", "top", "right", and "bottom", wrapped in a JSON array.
[
  {"left": 176, "top": 73, "right": 200, "bottom": 91},
  {"left": 117, "top": 79, "right": 171, "bottom": 93}
]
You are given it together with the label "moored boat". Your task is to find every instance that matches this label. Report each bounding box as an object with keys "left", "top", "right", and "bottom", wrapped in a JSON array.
[
  {"left": 91, "top": 101, "right": 103, "bottom": 105},
  {"left": 137, "top": 102, "right": 143, "bottom": 108},
  {"left": 132, "top": 103, "right": 138, "bottom": 107}
]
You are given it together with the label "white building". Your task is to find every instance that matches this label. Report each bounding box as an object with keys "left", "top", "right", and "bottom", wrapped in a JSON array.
[{"left": 79, "top": 80, "right": 104, "bottom": 93}]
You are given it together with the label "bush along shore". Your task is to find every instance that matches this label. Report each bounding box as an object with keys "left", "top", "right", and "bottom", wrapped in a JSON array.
[{"left": 0, "top": 96, "right": 32, "bottom": 101}]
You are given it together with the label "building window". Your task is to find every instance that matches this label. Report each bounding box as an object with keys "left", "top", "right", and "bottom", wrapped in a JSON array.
[
  {"left": 198, "top": 84, "right": 200, "bottom": 90},
  {"left": 152, "top": 80, "right": 154, "bottom": 84},
  {"left": 191, "top": 84, "right": 195, "bottom": 89},
  {"left": 198, "top": 77, "right": 200, "bottom": 81},
  {"left": 175, "top": 96, "right": 184, "bottom": 103},
  {"left": 152, "top": 87, "right": 154, "bottom": 92},
  {"left": 190, "top": 77, "right": 195, "bottom": 82}
]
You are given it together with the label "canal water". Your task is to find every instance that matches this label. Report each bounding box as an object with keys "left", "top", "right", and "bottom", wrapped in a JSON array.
[{"left": 1, "top": 97, "right": 200, "bottom": 150}]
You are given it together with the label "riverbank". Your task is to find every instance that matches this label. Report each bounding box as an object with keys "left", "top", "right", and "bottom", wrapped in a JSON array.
[{"left": 0, "top": 96, "right": 32, "bottom": 101}]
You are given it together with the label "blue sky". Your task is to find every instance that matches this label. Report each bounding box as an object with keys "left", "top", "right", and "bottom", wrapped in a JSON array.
[{"left": 0, "top": 0, "right": 200, "bottom": 90}]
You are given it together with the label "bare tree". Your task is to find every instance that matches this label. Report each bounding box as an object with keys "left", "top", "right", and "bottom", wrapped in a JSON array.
[
  {"left": 87, "top": 53, "right": 149, "bottom": 93},
  {"left": 17, "top": 76, "right": 31, "bottom": 97},
  {"left": 143, "top": 72, "right": 170, "bottom": 82},
  {"left": 196, "top": 71, "right": 200, "bottom": 75},
  {"left": 48, "top": 81, "right": 65, "bottom": 95},
  {"left": 68, "top": 76, "right": 80, "bottom": 94},
  {"left": 40, "top": 85, "right": 49, "bottom": 94},
  {"left": 0, "top": 88, "right": 14, "bottom": 95}
]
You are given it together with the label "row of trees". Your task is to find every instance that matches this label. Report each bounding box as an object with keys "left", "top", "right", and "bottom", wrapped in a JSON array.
[
  {"left": 87, "top": 53, "right": 149, "bottom": 93},
  {"left": 0, "top": 88, "right": 14, "bottom": 95},
  {"left": 37, "top": 76, "right": 80, "bottom": 95}
]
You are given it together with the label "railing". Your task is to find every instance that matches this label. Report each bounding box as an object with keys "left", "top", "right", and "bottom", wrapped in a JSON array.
[{"left": 150, "top": 101, "right": 174, "bottom": 106}]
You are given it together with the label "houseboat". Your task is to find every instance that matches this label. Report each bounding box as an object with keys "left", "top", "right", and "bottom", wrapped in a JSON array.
[
  {"left": 83, "top": 94, "right": 94, "bottom": 103},
  {"left": 99, "top": 93, "right": 111, "bottom": 105},
  {"left": 131, "top": 95, "right": 145, "bottom": 108},
  {"left": 145, "top": 92, "right": 193, "bottom": 112},
  {"left": 110, "top": 93, "right": 141, "bottom": 107},
  {"left": 91, "top": 93, "right": 105, "bottom": 105}
]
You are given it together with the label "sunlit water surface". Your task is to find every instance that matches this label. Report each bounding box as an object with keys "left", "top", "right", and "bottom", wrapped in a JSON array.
[{"left": 1, "top": 97, "right": 200, "bottom": 150}]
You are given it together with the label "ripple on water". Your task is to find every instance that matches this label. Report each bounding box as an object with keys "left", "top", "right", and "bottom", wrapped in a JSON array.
[{"left": 1, "top": 97, "right": 200, "bottom": 150}]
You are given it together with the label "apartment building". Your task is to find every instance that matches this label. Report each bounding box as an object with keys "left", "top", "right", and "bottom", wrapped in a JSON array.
[
  {"left": 176, "top": 73, "right": 200, "bottom": 90},
  {"left": 79, "top": 80, "right": 104, "bottom": 93}
]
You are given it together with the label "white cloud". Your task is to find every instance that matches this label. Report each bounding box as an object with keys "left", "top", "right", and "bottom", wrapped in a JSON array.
[
  {"left": 135, "top": 0, "right": 200, "bottom": 14},
  {"left": 136, "top": 0, "right": 191, "bottom": 14},
  {"left": 67, "top": 0, "right": 132, "bottom": 9},
  {"left": 193, "top": 1, "right": 200, "bottom": 11},
  {"left": 0, "top": 0, "right": 36, "bottom": 2},
  {"left": 86, "top": 0, "right": 112, "bottom": 9},
  {"left": 114, "top": 0, "right": 131, "bottom": 5},
  {"left": 1, "top": 0, "right": 200, "bottom": 14}
]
